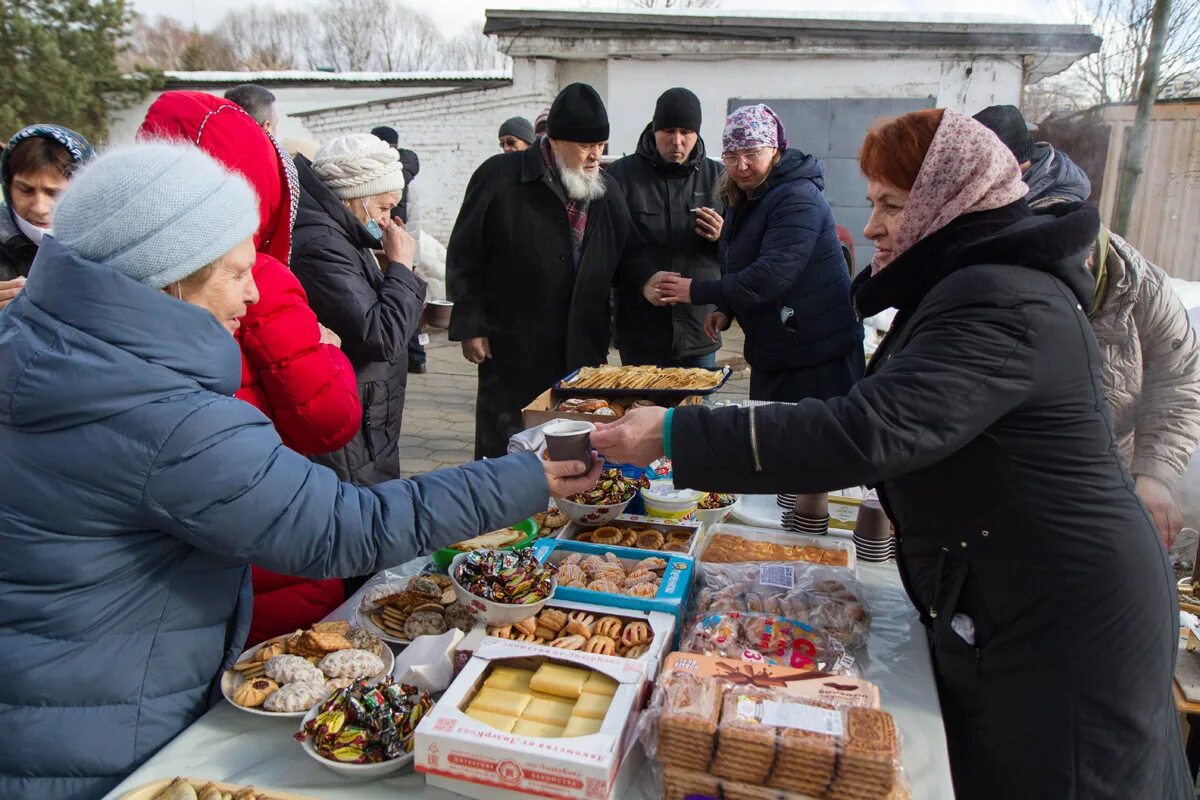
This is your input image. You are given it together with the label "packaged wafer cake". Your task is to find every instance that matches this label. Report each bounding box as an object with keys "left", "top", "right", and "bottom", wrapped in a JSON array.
[{"left": 642, "top": 656, "right": 907, "bottom": 800}]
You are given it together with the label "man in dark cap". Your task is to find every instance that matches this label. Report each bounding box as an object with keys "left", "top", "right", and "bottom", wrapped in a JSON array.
[
  {"left": 973, "top": 104, "right": 1091, "bottom": 208},
  {"left": 608, "top": 87, "right": 725, "bottom": 367},
  {"left": 447, "top": 82, "right": 670, "bottom": 458},
  {"left": 498, "top": 117, "right": 535, "bottom": 152}
]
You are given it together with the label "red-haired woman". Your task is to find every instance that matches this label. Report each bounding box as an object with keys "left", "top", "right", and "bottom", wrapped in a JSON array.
[{"left": 592, "top": 108, "right": 1189, "bottom": 798}]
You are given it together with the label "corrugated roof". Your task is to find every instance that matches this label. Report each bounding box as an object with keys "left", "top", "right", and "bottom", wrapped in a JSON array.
[{"left": 163, "top": 70, "right": 511, "bottom": 89}]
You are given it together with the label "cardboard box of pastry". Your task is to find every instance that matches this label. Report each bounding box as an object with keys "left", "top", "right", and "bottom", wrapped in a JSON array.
[
  {"left": 455, "top": 597, "right": 677, "bottom": 677},
  {"left": 522, "top": 390, "right": 702, "bottom": 428},
  {"left": 558, "top": 514, "right": 702, "bottom": 559},
  {"left": 530, "top": 538, "right": 695, "bottom": 618},
  {"left": 414, "top": 639, "right": 646, "bottom": 800},
  {"left": 700, "top": 522, "right": 857, "bottom": 572}
]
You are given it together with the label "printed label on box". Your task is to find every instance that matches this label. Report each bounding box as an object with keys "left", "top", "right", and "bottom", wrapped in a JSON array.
[{"left": 758, "top": 564, "right": 794, "bottom": 589}]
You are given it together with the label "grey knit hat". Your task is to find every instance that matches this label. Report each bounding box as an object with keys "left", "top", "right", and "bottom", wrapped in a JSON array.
[
  {"left": 52, "top": 142, "right": 259, "bottom": 289},
  {"left": 312, "top": 134, "right": 406, "bottom": 200},
  {"left": 498, "top": 116, "right": 535, "bottom": 145}
]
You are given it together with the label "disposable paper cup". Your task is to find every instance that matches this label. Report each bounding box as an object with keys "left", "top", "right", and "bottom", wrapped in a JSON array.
[
  {"left": 854, "top": 500, "right": 892, "bottom": 541},
  {"left": 792, "top": 493, "right": 829, "bottom": 517},
  {"left": 544, "top": 420, "right": 595, "bottom": 466}
]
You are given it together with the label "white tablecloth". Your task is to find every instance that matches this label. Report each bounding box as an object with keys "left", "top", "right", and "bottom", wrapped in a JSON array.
[{"left": 102, "top": 557, "right": 955, "bottom": 800}]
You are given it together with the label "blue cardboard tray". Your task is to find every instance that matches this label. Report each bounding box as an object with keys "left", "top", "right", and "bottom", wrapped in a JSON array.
[{"left": 531, "top": 538, "right": 694, "bottom": 618}]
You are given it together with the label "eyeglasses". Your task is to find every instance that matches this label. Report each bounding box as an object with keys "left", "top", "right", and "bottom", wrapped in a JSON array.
[{"left": 721, "top": 147, "right": 773, "bottom": 168}]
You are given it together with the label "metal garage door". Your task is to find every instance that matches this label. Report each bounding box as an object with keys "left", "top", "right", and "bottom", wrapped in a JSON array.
[{"left": 729, "top": 97, "right": 935, "bottom": 269}]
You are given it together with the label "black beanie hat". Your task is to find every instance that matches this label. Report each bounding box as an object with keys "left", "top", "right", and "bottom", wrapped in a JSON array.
[
  {"left": 498, "top": 116, "right": 535, "bottom": 145},
  {"left": 972, "top": 105, "right": 1035, "bottom": 164},
  {"left": 653, "top": 88, "right": 702, "bottom": 133},
  {"left": 548, "top": 83, "right": 610, "bottom": 143},
  {"left": 370, "top": 126, "right": 399, "bottom": 148}
]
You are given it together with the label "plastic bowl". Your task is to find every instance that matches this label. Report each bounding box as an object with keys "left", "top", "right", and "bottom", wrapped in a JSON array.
[
  {"left": 641, "top": 483, "right": 702, "bottom": 522},
  {"left": 694, "top": 503, "right": 735, "bottom": 528},
  {"left": 431, "top": 518, "right": 539, "bottom": 573},
  {"left": 449, "top": 551, "right": 554, "bottom": 626},
  {"left": 298, "top": 705, "right": 414, "bottom": 779},
  {"left": 552, "top": 494, "right": 634, "bottom": 526}
]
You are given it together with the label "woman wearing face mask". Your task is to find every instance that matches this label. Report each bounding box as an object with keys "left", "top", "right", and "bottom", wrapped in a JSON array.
[
  {"left": 0, "top": 125, "right": 94, "bottom": 309},
  {"left": 592, "top": 109, "right": 1189, "bottom": 799},
  {"left": 292, "top": 134, "right": 424, "bottom": 484}
]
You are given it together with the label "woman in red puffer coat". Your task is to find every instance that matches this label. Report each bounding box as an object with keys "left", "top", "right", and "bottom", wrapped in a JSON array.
[{"left": 139, "top": 91, "right": 362, "bottom": 644}]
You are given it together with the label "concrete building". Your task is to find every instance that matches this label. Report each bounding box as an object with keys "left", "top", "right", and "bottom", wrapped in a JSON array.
[
  {"left": 107, "top": 70, "right": 510, "bottom": 144},
  {"left": 273, "top": 11, "right": 1098, "bottom": 254}
]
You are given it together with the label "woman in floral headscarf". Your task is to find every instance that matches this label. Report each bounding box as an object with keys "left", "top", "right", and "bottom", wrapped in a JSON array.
[
  {"left": 593, "top": 109, "right": 1190, "bottom": 799},
  {"left": 657, "top": 103, "right": 862, "bottom": 402}
]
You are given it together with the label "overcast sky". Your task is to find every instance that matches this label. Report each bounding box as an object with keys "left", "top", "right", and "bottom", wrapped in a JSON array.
[{"left": 129, "top": 0, "right": 1080, "bottom": 37}]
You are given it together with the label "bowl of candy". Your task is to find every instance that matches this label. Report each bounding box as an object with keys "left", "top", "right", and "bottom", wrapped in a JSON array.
[
  {"left": 553, "top": 467, "right": 637, "bottom": 525},
  {"left": 694, "top": 492, "right": 738, "bottom": 527},
  {"left": 450, "top": 549, "right": 557, "bottom": 626},
  {"left": 296, "top": 678, "right": 434, "bottom": 778}
]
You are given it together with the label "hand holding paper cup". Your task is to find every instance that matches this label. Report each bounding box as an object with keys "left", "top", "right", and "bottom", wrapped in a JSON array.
[{"left": 543, "top": 420, "right": 595, "bottom": 468}]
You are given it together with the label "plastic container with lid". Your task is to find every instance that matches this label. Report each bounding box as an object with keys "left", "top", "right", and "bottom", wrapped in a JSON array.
[{"left": 641, "top": 481, "right": 702, "bottom": 522}]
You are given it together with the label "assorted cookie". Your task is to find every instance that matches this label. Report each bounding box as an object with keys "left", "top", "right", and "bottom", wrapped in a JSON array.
[
  {"left": 360, "top": 573, "right": 470, "bottom": 641},
  {"left": 574, "top": 522, "right": 694, "bottom": 554},
  {"left": 553, "top": 552, "right": 668, "bottom": 599},
  {"left": 485, "top": 605, "right": 657, "bottom": 659},
  {"left": 226, "top": 620, "right": 387, "bottom": 713},
  {"left": 148, "top": 777, "right": 284, "bottom": 800}
]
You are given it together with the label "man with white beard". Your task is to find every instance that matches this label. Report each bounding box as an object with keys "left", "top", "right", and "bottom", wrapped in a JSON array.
[{"left": 448, "top": 83, "right": 670, "bottom": 458}]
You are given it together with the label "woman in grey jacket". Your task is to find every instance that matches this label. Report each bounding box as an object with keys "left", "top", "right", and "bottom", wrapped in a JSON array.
[{"left": 0, "top": 143, "right": 598, "bottom": 800}]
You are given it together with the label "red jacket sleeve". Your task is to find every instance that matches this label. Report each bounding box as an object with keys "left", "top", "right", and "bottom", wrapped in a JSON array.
[{"left": 237, "top": 255, "right": 362, "bottom": 455}]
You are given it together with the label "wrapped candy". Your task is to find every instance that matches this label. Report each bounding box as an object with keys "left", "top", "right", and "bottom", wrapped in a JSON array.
[
  {"left": 453, "top": 549, "right": 555, "bottom": 605},
  {"left": 566, "top": 468, "right": 637, "bottom": 505},
  {"left": 297, "top": 677, "right": 435, "bottom": 763}
]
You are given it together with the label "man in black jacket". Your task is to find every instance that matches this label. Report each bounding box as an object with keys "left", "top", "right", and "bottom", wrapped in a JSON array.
[
  {"left": 447, "top": 83, "right": 668, "bottom": 458},
  {"left": 608, "top": 88, "right": 725, "bottom": 367}
]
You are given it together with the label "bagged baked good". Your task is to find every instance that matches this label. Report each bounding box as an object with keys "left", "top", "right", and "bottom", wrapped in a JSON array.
[
  {"left": 691, "top": 562, "right": 870, "bottom": 650},
  {"left": 680, "top": 611, "right": 852, "bottom": 673},
  {"left": 263, "top": 680, "right": 328, "bottom": 712}
]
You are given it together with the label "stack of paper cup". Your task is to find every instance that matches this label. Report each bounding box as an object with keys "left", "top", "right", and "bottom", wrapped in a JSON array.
[
  {"left": 782, "top": 493, "right": 829, "bottom": 535},
  {"left": 853, "top": 498, "right": 894, "bottom": 562}
]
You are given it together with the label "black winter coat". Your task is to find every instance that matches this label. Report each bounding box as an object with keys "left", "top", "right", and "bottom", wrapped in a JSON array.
[
  {"left": 691, "top": 149, "right": 860, "bottom": 372},
  {"left": 0, "top": 212, "right": 35, "bottom": 281},
  {"left": 608, "top": 124, "right": 724, "bottom": 364},
  {"left": 447, "top": 146, "right": 657, "bottom": 458},
  {"left": 292, "top": 155, "right": 426, "bottom": 485},
  {"left": 670, "top": 202, "right": 1190, "bottom": 800}
]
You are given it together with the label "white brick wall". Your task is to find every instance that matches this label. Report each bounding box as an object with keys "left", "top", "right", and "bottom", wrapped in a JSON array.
[{"left": 300, "top": 59, "right": 558, "bottom": 242}]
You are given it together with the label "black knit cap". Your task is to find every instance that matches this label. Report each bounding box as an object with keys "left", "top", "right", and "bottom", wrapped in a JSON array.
[
  {"left": 653, "top": 87, "right": 702, "bottom": 133},
  {"left": 548, "top": 83, "right": 610, "bottom": 143},
  {"left": 972, "top": 105, "right": 1035, "bottom": 164},
  {"left": 370, "top": 126, "right": 399, "bottom": 148}
]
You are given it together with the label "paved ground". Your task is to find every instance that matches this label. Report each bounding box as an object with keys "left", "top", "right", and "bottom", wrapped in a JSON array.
[{"left": 398, "top": 324, "right": 750, "bottom": 475}]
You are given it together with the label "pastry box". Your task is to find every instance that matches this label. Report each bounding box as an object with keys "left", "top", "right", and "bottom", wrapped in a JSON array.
[
  {"left": 455, "top": 597, "right": 677, "bottom": 677},
  {"left": 530, "top": 538, "right": 694, "bottom": 618},
  {"left": 700, "top": 522, "right": 857, "bottom": 572},
  {"left": 557, "top": 514, "right": 702, "bottom": 559},
  {"left": 414, "top": 639, "right": 646, "bottom": 800},
  {"left": 522, "top": 390, "right": 702, "bottom": 428},
  {"left": 656, "top": 651, "right": 880, "bottom": 707}
]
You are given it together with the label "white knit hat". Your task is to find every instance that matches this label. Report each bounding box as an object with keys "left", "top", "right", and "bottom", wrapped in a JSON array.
[
  {"left": 52, "top": 143, "right": 259, "bottom": 289},
  {"left": 312, "top": 134, "right": 406, "bottom": 200}
]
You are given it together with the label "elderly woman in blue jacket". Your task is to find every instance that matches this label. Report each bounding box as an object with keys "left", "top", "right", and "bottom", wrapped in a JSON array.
[
  {"left": 658, "top": 104, "right": 863, "bottom": 401},
  {"left": 0, "top": 143, "right": 600, "bottom": 800}
]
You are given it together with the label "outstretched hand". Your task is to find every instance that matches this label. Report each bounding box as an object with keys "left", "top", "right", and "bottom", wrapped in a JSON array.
[{"left": 589, "top": 406, "right": 668, "bottom": 467}]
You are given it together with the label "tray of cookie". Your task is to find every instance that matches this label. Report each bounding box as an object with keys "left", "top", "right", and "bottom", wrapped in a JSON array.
[
  {"left": 701, "top": 522, "right": 857, "bottom": 572},
  {"left": 530, "top": 538, "right": 694, "bottom": 618},
  {"left": 220, "top": 620, "right": 394, "bottom": 717},
  {"left": 356, "top": 573, "right": 477, "bottom": 645},
  {"left": 552, "top": 365, "right": 732, "bottom": 399},
  {"left": 455, "top": 596, "right": 677, "bottom": 676},
  {"left": 642, "top": 658, "right": 908, "bottom": 800},
  {"left": 558, "top": 513, "right": 702, "bottom": 558},
  {"left": 119, "top": 775, "right": 311, "bottom": 799}
]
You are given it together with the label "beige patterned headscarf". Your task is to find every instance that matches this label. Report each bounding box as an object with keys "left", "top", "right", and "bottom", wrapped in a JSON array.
[{"left": 876, "top": 109, "right": 1028, "bottom": 272}]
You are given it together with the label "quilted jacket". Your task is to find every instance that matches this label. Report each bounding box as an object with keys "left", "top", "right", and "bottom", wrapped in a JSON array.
[{"left": 1089, "top": 230, "right": 1200, "bottom": 484}]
